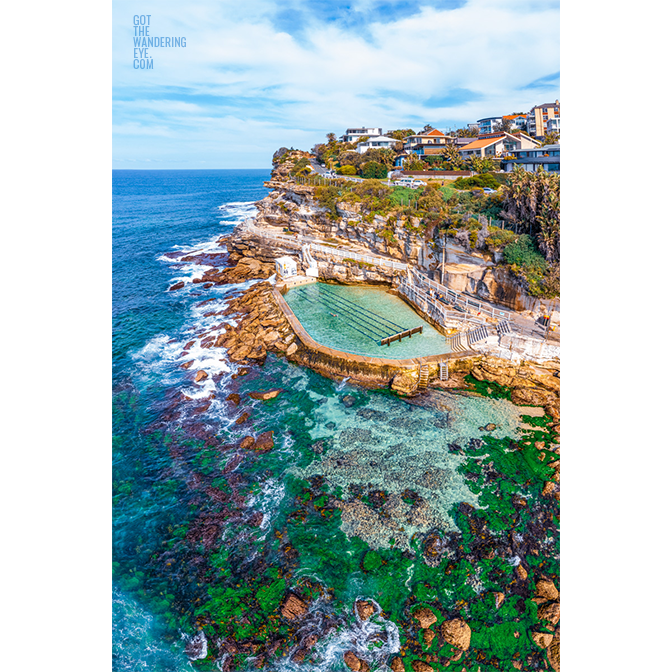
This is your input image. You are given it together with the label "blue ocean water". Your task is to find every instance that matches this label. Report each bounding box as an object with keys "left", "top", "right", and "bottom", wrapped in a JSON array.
[
  {"left": 113, "top": 169, "right": 270, "bottom": 670},
  {"left": 113, "top": 169, "right": 270, "bottom": 373}
]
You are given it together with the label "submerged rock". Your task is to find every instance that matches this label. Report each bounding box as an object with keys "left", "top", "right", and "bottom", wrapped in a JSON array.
[
  {"left": 194, "top": 370, "right": 208, "bottom": 382},
  {"left": 343, "top": 651, "right": 369, "bottom": 672},
  {"left": 341, "top": 394, "right": 356, "bottom": 407},
  {"left": 253, "top": 430, "right": 275, "bottom": 453},
  {"left": 531, "top": 631, "right": 554, "bottom": 649}
]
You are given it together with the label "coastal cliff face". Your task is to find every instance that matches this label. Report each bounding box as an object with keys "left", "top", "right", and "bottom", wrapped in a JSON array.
[{"left": 253, "top": 160, "right": 551, "bottom": 313}]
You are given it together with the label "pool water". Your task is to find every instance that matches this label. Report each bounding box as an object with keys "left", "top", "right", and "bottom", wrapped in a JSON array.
[{"left": 284, "top": 282, "right": 452, "bottom": 359}]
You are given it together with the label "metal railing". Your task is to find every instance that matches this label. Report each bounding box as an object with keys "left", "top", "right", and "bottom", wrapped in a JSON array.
[
  {"left": 239, "top": 220, "right": 408, "bottom": 272},
  {"left": 408, "top": 268, "right": 512, "bottom": 321}
]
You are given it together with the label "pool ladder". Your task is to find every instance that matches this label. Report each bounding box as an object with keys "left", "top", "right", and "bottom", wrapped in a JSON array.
[{"left": 418, "top": 364, "right": 429, "bottom": 389}]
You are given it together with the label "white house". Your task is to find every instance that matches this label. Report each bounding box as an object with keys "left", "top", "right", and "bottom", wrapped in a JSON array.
[
  {"left": 340, "top": 127, "right": 383, "bottom": 143},
  {"left": 356, "top": 135, "right": 398, "bottom": 154}
]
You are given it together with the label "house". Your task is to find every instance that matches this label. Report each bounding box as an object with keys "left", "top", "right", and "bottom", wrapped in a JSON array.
[
  {"left": 476, "top": 117, "right": 503, "bottom": 135},
  {"left": 546, "top": 117, "right": 560, "bottom": 133},
  {"left": 356, "top": 135, "right": 399, "bottom": 154},
  {"left": 340, "top": 127, "right": 383, "bottom": 143},
  {"left": 500, "top": 144, "right": 560, "bottom": 173},
  {"left": 458, "top": 132, "right": 540, "bottom": 159},
  {"left": 502, "top": 114, "right": 527, "bottom": 131},
  {"left": 404, "top": 127, "right": 451, "bottom": 152},
  {"left": 526, "top": 101, "right": 560, "bottom": 138}
]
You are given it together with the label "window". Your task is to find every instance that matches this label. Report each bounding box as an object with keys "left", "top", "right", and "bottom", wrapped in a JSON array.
[{"left": 547, "top": 163, "right": 560, "bottom": 171}]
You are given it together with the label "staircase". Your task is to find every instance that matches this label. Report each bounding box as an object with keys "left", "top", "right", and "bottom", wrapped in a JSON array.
[
  {"left": 418, "top": 364, "right": 430, "bottom": 389},
  {"left": 496, "top": 320, "right": 512, "bottom": 336},
  {"left": 467, "top": 325, "right": 489, "bottom": 347},
  {"left": 447, "top": 332, "right": 468, "bottom": 352}
]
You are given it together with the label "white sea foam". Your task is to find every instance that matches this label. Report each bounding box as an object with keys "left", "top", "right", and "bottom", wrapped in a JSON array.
[
  {"left": 217, "top": 200, "right": 258, "bottom": 223},
  {"left": 272, "top": 599, "right": 400, "bottom": 672}
]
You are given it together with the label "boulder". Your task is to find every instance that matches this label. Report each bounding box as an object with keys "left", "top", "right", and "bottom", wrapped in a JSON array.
[
  {"left": 235, "top": 412, "right": 250, "bottom": 425},
  {"left": 169, "top": 281, "right": 185, "bottom": 291},
  {"left": 249, "top": 389, "right": 283, "bottom": 401},
  {"left": 548, "top": 629, "right": 560, "bottom": 671},
  {"left": 254, "top": 431, "right": 275, "bottom": 453},
  {"left": 537, "top": 601, "right": 560, "bottom": 626},
  {"left": 390, "top": 658, "right": 404, "bottom": 672},
  {"left": 493, "top": 592, "right": 505, "bottom": 609},
  {"left": 195, "top": 370, "right": 208, "bottom": 383},
  {"left": 343, "top": 651, "right": 369, "bottom": 671},
  {"left": 411, "top": 661, "right": 434, "bottom": 672},
  {"left": 391, "top": 371, "right": 419, "bottom": 396},
  {"left": 515, "top": 564, "right": 528, "bottom": 581},
  {"left": 440, "top": 618, "right": 471, "bottom": 650},
  {"left": 531, "top": 631, "right": 554, "bottom": 649},
  {"left": 484, "top": 423, "right": 497, "bottom": 431},
  {"left": 355, "top": 600, "right": 376, "bottom": 621},
  {"left": 412, "top": 607, "right": 437, "bottom": 629},
  {"left": 286, "top": 342, "right": 298, "bottom": 356},
  {"left": 239, "top": 436, "right": 255, "bottom": 450},
  {"left": 280, "top": 593, "right": 308, "bottom": 620},
  {"left": 535, "top": 579, "right": 559, "bottom": 602},
  {"left": 180, "top": 360, "right": 194, "bottom": 370},
  {"left": 341, "top": 394, "right": 356, "bottom": 408},
  {"left": 226, "top": 393, "right": 241, "bottom": 406},
  {"left": 423, "top": 629, "right": 436, "bottom": 647}
]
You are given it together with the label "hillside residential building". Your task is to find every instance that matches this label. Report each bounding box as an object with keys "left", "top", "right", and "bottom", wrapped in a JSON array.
[
  {"left": 502, "top": 114, "right": 527, "bottom": 131},
  {"left": 501, "top": 144, "right": 560, "bottom": 173},
  {"left": 546, "top": 117, "right": 560, "bottom": 133},
  {"left": 340, "top": 127, "right": 383, "bottom": 143},
  {"left": 476, "top": 117, "right": 502, "bottom": 135},
  {"left": 458, "top": 132, "right": 540, "bottom": 159},
  {"left": 526, "top": 101, "right": 560, "bottom": 138},
  {"left": 393, "top": 130, "right": 473, "bottom": 167},
  {"left": 355, "top": 135, "right": 399, "bottom": 154}
]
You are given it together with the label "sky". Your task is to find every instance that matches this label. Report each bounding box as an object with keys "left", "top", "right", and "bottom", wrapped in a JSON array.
[{"left": 113, "top": 0, "right": 559, "bottom": 168}]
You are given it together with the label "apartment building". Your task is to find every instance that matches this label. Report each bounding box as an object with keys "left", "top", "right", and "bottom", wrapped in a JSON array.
[{"left": 526, "top": 101, "right": 560, "bottom": 138}]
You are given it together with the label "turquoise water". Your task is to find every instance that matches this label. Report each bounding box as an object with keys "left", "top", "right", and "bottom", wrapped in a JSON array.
[{"left": 284, "top": 283, "right": 452, "bottom": 359}]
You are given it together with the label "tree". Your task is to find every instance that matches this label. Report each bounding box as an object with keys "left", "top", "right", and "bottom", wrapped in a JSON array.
[
  {"left": 456, "top": 127, "right": 479, "bottom": 138},
  {"left": 541, "top": 131, "right": 560, "bottom": 146},
  {"left": 441, "top": 144, "right": 465, "bottom": 170},
  {"left": 493, "top": 119, "right": 513, "bottom": 134},
  {"left": 361, "top": 161, "right": 388, "bottom": 179},
  {"left": 403, "top": 154, "right": 428, "bottom": 171},
  {"left": 387, "top": 129, "right": 415, "bottom": 141},
  {"left": 326, "top": 132, "right": 337, "bottom": 143},
  {"left": 466, "top": 155, "right": 496, "bottom": 174},
  {"left": 500, "top": 165, "right": 560, "bottom": 262}
]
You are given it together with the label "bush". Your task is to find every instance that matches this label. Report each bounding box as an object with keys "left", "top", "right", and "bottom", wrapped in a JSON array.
[
  {"left": 503, "top": 234, "right": 547, "bottom": 272},
  {"left": 336, "top": 164, "right": 357, "bottom": 175},
  {"left": 360, "top": 161, "right": 388, "bottom": 179},
  {"left": 485, "top": 227, "right": 517, "bottom": 250},
  {"left": 454, "top": 173, "right": 501, "bottom": 190},
  {"left": 290, "top": 157, "right": 311, "bottom": 176}
]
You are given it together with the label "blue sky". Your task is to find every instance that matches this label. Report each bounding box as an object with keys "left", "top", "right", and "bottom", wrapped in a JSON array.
[{"left": 113, "top": 0, "right": 559, "bottom": 168}]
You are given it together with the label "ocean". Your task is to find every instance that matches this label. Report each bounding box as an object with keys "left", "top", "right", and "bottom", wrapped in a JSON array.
[{"left": 112, "top": 169, "right": 558, "bottom": 672}]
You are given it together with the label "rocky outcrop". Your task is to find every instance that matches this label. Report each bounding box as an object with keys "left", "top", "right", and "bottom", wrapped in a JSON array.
[
  {"left": 355, "top": 600, "right": 376, "bottom": 621},
  {"left": 411, "top": 607, "right": 437, "bottom": 629},
  {"left": 440, "top": 618, "right": 471, "bottom": 650},
  {"left": 280, "top": 593, "right": 308, "bottom": 620},
  {"left": 390, "top": 370, "right": 419, "bottom": 396}
]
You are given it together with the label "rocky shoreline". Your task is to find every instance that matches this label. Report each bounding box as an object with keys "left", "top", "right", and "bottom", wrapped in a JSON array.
[{"left": 159, "top": 158, "right": 561, "bottom": 671}]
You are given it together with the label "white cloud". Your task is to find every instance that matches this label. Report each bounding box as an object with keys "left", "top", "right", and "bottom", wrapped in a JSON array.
[{"left": 113, "top": 0, "right": 559, "bottom": 166}]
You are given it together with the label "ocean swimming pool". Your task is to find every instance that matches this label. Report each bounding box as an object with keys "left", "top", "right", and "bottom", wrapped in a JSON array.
[{"left": 283, "top": 282, "right": 452, "bottom": 359}]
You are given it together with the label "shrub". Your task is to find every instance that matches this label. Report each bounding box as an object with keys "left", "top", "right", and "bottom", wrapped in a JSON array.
[
  {"left": 336, "top": 164, "right": 357, "bottom": 175},
  {"left": 503, "top": 234, "right": 547, "bottom": 272},
  {"left": 360, "top": 161, "right": 388, "bottom": 179},
  {"left": 454, "top": 173, "right": 501, "bottom": 190}
]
